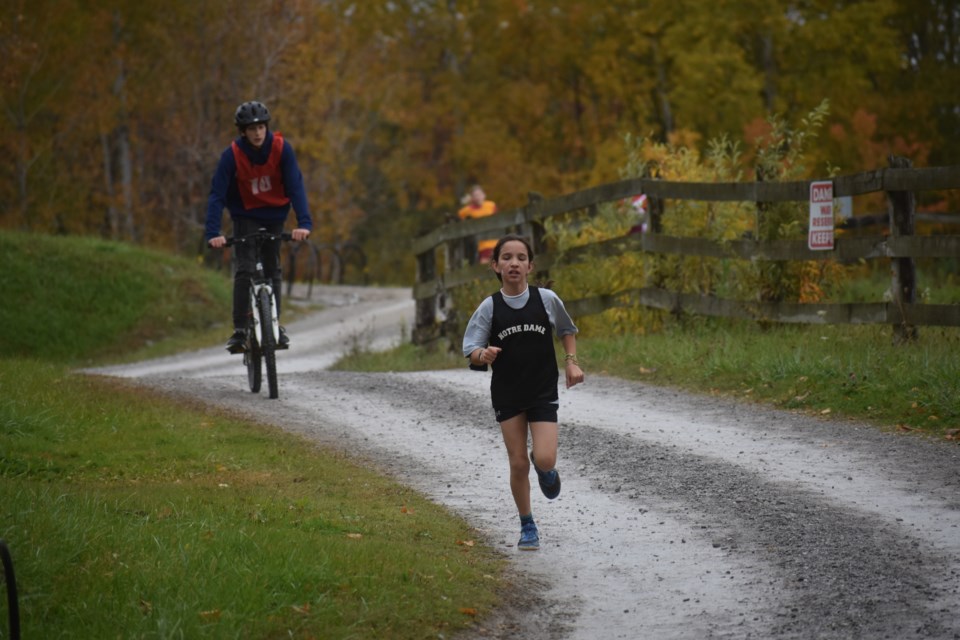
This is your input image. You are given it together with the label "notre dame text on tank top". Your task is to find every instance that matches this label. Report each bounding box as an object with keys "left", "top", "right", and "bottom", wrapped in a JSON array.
[{"left": 489, "top": 286, "right": 558, "bottom": 409}]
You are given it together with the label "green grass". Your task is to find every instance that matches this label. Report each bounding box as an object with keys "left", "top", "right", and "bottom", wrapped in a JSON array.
[
  {"left": 583, "top": 319, "right": 960, "bottom": 434},
  {"left": 0, "top": 231, "right": 234, "bottom": 365},
  {"left": 0, "top": 231, "right": 320, "bottom": 366},
  {"left": 0, "top": 359, "right": 502, "bottom": 638}
]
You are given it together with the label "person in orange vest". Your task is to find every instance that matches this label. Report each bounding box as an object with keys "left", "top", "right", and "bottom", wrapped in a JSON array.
[
  {"left": 205, "top": 101, "right": 312, "bottom": 353},
  {"left": 457, "top": 184, "right": 498, "bottom": 264}
]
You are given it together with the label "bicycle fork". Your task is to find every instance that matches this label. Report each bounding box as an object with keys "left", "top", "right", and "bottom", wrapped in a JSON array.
[{"left": 249, "top": 274, "right": 279, "bottom": 347}]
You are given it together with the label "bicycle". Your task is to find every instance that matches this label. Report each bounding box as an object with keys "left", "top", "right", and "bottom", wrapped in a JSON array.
[{"left": 225, "top": 229, "right": 293, "bottom": 400}]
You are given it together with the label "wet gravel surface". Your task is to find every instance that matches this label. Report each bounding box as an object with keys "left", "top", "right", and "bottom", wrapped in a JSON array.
[{"left": 89, "top": 285, "right": 960, "bottom": 639}]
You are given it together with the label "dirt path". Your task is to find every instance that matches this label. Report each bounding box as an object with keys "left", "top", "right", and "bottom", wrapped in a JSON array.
[{"left": 89, "top": 285, "right": 960, "bottom": 639}]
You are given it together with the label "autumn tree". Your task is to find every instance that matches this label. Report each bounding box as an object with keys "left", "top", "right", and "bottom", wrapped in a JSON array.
[{"left": 0, "top": 0, "right": 955, "bottom": 285}]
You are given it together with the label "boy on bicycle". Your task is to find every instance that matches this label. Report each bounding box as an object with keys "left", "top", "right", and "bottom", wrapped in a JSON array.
[{"left": 205, "top": 100, "right": 313, "bottom": 353}]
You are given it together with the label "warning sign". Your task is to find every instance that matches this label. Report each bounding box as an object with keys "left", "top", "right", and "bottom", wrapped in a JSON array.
[{"left": 808, "top": 181, "right": 834, "bottom": 251}]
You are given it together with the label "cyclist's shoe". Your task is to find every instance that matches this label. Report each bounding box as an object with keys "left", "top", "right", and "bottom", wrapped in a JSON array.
[
  {"left": 518, "top": 521, "right": 540, "bottom": 551},
  {"left": 277, "top": 326, "right": 290, "bottom": 350},
  {"left": 530, "top": 452, "right": 561, "bottom": 500},
  {"left": 226, "top": 330, "right": 246, "bottom": 354}
]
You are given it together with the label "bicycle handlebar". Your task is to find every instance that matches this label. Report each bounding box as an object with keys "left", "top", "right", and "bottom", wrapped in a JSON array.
[{"left": 222, "top": 230, "right": 294, "bottom": 248}]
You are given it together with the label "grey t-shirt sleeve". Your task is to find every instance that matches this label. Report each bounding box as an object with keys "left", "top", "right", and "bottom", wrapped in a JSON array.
[
  {"left": 462, "top": 296, "right": 494, "bottom": 357},
  {"left": 540, "top": 288, "right": 578, "bottom": 336}
]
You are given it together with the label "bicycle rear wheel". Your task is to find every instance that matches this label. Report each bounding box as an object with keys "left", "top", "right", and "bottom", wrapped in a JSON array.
[
  {"left": 258, "top": 288, "right": 279, "bottom": 399},
  {"left": 245, "top": 328, "right": 261, "bottom": 393}
]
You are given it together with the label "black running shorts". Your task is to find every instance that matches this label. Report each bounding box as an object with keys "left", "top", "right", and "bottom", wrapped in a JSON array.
[{"left": 494, "top": 403, "right": 559, "bottom": 424}]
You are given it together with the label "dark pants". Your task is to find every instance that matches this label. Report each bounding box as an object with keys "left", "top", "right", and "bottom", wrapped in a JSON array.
[{"left": 232, "top": 218, "right": 284, "bottom": 329}]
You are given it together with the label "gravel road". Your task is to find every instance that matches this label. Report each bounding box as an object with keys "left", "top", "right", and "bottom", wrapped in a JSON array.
[{"left": 88, "top": 285, "right": 960, "bottom": 639}]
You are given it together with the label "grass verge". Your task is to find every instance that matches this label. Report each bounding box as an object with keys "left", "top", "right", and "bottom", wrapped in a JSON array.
[
  {"left": 0, "top": 231, "right": 319, "bottom": 366},
  {"left": 583, "top": 318, "right": 960, "bottom": 435},
  {"left": 0, "top": 231, "right": 232, "bottom": 364},
  {"left": 0, "top": 359, "right": 503, "bottom": 638}
]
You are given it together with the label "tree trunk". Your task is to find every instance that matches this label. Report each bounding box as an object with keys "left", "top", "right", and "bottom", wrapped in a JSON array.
[
  {"left": 650, "top": 38, "right": 674, "bottom": 140},
  {"left": 112, "top": 10, "right": 137, "bottom": 242},
  {"left": 101, "top": 131, "right": 118, "bottom": 239},
  {"left": 761, "top": 32, "right": 777, "bottom": 113}
]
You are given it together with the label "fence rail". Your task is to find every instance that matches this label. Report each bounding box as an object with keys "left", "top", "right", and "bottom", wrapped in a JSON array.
[{"left": 412, "top": 160, "right": 960, "bottom": 344}]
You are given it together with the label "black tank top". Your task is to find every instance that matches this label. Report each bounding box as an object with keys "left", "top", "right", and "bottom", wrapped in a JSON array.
[{"left": 489, "top": 286, "right": 558, "bottom": 409}]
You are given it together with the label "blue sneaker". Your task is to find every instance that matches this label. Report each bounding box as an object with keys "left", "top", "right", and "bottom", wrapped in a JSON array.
[
  {"left": 518, "top": 521, "right": 540, "bottom": 551},
  {"left": 530, "top": 452, "right": 561, "bottom": 500}
]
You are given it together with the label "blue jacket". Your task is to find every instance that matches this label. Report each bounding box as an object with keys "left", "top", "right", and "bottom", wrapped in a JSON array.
[{"left": 204, "top": 130, "right": 313, "bottom": 241}]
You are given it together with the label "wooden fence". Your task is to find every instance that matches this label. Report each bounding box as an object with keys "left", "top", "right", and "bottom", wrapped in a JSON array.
[{"left": 412, "top": 158, "right": 960, "bottom": 345}]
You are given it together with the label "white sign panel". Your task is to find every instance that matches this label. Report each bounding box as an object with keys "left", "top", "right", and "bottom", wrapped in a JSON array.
[
  {"left": 808, "top": 181, "right": 834, "bottom": 251},
  {"left": 837, "top": 195, "right": 853, "bottom": 220}
]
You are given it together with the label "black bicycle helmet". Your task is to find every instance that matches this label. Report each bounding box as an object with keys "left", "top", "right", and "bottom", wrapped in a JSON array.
[{"left": 234, "top": 101, "right": 271, "bottom": 128}]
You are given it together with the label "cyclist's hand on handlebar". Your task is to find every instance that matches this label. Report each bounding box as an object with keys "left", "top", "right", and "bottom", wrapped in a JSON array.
[
  {"left": 208, "top": 235, "right": 227, "bottom": 249},
  {"left": 291, "top": 228, "right": 310, "bottom": 242}
]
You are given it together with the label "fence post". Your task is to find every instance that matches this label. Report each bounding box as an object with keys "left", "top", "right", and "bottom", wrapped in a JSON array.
[
  {"left": 644, "top": 169, "right": 664, "bottom": 235},
  {"left": 521, "top": 192, "right": 551, "bottom": 285},
  {"left": 286, "top": 242, "right": 319, "bottom": 299},
  {"left": 413, "top": 247, "right": 437, "bottom": 345},
  {"left": 886, "top": 155, "right": 918, "bottom": 344},
  {"left": 754, "top": 164, "right": 785, "bottom": 309},
  {"left": 446, "top": 219, "right": 468, "bottom": 270},
  {"left": 641, "top": 168, "right": 668, "bottom": 293},
  {"left": 524, "top": 191, "right": 546, "bottom": 251}
]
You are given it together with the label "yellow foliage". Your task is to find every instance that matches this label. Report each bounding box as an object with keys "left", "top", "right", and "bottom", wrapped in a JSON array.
[{"left": 542, "top": 105, "right": 848, "bottom": 336}]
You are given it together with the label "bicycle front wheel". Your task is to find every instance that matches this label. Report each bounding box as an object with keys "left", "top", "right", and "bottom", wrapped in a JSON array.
[
  {"left": 258, "top": 288, "right": 279, "bottom": 399},
  {"left": 245, "top": 328, "right": 261, "bottom": 393}
]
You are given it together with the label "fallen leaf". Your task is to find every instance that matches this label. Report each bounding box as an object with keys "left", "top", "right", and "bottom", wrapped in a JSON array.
[
  {"left": 199, "top": 609, "right": 221, "bottom": 621},
  {"left": 400, "top": 505, "right": 415, "bottom": 514},
  {"left": 897, "top": 424, "right": 914, "bottom": 432},
  {"left": 139, "top": 599, "right": 152, "bottom": 616},
  {"left": 638, "top": 367, "right": 656, "bottom": 374},
  {"left": 346, "top": 533, "right": 363, "bottom": 539},
  {"left": 456, "top": 539, "right": 475, "bottom": 547},
  {"left": 820, "top": 408, "right": 831, "bottom": 415},
  {"left": 928, "top": 415, "right": 939, "bottom": 421},
  {"left": 459, "top": 607, "right": 479, "bottom": 616},
  {"left": 292, "top": 603, "right": 311, "bottom": 615}
]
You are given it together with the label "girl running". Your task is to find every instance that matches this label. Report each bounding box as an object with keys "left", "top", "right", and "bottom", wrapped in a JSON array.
[{"left": 463, "top": 234, "right": 585, "bottom": 550}]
